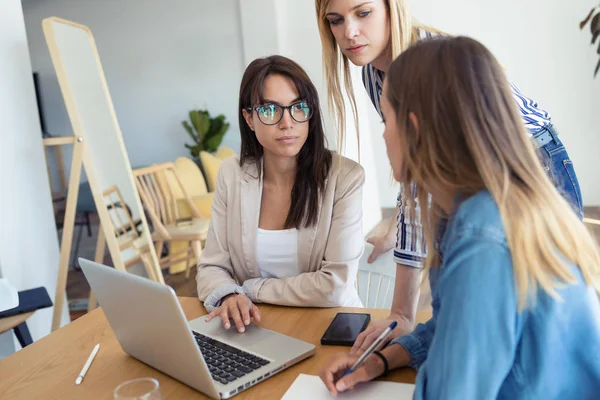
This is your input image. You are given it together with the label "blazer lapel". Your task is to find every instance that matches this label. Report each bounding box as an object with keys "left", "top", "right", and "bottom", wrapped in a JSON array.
[
  {"left": 297, "top": 176, "right": 327, "bottom": 273},
  {"left": 240, "top": 160, "right": 262, "bottom": 277}
]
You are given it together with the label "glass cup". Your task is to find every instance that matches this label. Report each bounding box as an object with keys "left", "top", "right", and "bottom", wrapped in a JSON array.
[{"left": 113, "top": 377, "right": 163, "bottom": 400}]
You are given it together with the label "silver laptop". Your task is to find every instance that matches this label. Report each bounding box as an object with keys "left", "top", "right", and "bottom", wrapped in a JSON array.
[{"left": 79, "top": 258, "right": 315, "bottom": 399}]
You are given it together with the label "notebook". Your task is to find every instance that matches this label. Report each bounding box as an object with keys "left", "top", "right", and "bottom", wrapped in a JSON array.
[{"left": 282, "top": 374, "right": 415, "bottom": 399}]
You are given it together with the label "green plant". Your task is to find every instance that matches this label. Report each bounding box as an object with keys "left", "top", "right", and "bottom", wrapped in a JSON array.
[
  {"left": 182, "top": 109, "right": 230, "bottom": 157},
  {"left": 580, "top": 4, "right": 600, "bottom": 77}
]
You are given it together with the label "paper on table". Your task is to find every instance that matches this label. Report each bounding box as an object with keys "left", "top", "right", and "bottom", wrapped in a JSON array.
[{"left": 281, "top": 374, "right": 415, "bottom": 400}]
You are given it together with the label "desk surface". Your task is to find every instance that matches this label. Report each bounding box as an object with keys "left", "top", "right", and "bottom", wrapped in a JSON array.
[{"left": 0, "top": 297, "right": 431, "bottom": 399}]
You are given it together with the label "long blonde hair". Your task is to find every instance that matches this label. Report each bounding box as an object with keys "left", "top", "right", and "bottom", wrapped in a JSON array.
[
  {"left": 386, "top": 36, "right": 600, "bottom": 308},
  {"left": 315, "top": 0, "right": 420, "bottom": 153}
]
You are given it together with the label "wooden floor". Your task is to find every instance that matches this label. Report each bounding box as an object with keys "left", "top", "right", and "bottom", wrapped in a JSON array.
[{"left": 64, "top": 207, "right": 600, "bottom": 320}]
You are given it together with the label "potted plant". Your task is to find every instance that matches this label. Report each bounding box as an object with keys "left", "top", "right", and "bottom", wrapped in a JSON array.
[
  {"left": 182, "top": 109, "right": 230, "bottom": 156},
  {"left": 580, "top": 4, "right": 600, "bottom": 77},
  {"left": 182, "top": 109, "right": 230, "bottom": 182}
]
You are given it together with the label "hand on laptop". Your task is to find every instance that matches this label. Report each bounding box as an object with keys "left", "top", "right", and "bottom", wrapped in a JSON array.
[{"left": 205, "top": 294, "right": 261, "bottom": 333}]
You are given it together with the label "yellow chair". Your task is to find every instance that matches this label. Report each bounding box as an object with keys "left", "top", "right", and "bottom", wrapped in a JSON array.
[
  {"left": 168, "top": 157, "right": 214, "bottom": 274},
  {"left": 199, "top": 151, "right": 223, "bottom": 192},
  {"left": 170, "top": 152, "right": 233, "bottom": 274},
  {"left": 215, "top": 146, "right": 237, "bottom": 160},
  {"left": 133, "top": 163, "right": 209, "bottom": 279}
]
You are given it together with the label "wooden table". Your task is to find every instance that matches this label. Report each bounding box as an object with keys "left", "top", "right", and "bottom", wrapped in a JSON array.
[
  {"left": 0, "top": 312, "right": 34, "bottom": 335},
  {"left": 0, "top": 297, "right": 430, "bottom": 399}
]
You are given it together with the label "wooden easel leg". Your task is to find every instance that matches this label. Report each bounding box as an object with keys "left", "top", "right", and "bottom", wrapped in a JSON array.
[
  {"left": 52, "top": 140, "right": 84, "bottom": 332},
  {"left": 140, "top": 250, "right": 158, "bottom": 282},
  {"left": 155, "top": 240, "right": 164, "bottom": 261},
  {"left": 87, "top": 225, "right": 106, "bottom": 313}
]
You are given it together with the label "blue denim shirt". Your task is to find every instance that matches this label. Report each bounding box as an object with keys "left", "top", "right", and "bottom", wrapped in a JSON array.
[{"left": 391, "top": 191, "right": 600, "bottom": 399}]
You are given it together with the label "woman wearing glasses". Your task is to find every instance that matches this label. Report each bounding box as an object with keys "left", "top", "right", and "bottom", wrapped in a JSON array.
[{"left": 196, "top": 55, "right": 365, "bottom": 333}]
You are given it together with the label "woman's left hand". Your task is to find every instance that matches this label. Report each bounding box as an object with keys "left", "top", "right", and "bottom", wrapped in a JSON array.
[{"left": 318, "top": 352, "right": 384, "bottom": 396}]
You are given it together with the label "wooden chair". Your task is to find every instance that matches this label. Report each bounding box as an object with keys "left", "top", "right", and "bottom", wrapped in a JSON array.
[
  {"left": 102, "top": 186, "right": 155, "bottom": 271},
  {"left": 133, "top": 163, "right": 209, "bottom": 279},
  {"left": 169, "top": 157, "right": 214, "bottom": 274},
  {"left": 87, "top": 185, "right": 158, "bottom": 312},
  {"left": 357, "top": 218, "right": 433, "bottom": 311},
  {"left": 584, "top": 217, "right": 600, "bottom": 226},
  {"left": 0, "top": 312, "right": 35, "bottom": 348},
  {"left": 357, "top": 244, "right": 396, "bottom": 309},
  {"left": 199, "top": 151, "right": 222, "bottom": 192}
]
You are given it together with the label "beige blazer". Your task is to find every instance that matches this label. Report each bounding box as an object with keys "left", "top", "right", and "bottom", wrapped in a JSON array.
[{"left": 196, "top": 153, "right": 364, "bottom": 308}]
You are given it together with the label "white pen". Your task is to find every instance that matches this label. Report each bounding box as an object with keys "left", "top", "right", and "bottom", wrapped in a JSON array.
[{"left": 75, "top": 343, "right": 100, "bottom": 385}]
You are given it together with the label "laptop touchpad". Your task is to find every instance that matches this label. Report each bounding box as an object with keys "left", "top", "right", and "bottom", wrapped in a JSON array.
[{"left": 189, "top": 317, "right": 281, "bottom": 355}]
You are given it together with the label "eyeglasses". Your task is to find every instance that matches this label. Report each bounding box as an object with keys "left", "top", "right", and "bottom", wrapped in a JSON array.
[{"left": 246, "top": 101, "right": 313, "bottom": 125}]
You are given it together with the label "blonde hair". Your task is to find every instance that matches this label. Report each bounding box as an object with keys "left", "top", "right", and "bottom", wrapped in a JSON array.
[
  {"left": 385, "top": 36, "right": 600, "bottom": 308},
  {"left": 315, "top": 0, "right": 421, "bottom": 154}
]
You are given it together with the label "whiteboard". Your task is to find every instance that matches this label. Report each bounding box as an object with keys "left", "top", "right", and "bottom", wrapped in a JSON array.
[{"left": 42, "top": 17, "right": 160, "bottom": 276}]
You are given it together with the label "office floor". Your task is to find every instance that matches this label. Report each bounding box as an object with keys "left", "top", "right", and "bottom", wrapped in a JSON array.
[{"left": 63, "top": 207, "right": 600, "bottom": 321}]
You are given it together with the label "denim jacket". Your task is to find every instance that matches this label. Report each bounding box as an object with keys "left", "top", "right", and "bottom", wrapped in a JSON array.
[{"left": 391, "top": 191, "right": 600, "bottom": 399}]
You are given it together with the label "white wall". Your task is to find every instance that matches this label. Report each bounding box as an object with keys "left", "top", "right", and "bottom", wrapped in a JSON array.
[
  {"left": 24, "top": 0, "right": 385, "bottom": 230},
  {"left": 23, "top": 0, "right": 600, "bottom": 208},
  {"left": 0, "top": 0, "right": 68, "bottom": 359},
  {"left": 404, "top": 0, "right": 600, "bottom": 205},
  {"left": 23, "top": 0, "right": 245, "bottom": 184}
]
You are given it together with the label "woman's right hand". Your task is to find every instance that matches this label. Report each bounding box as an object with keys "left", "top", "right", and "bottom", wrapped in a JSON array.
[
  {"left": 319, "top": 352, "right": 384, "bottom": 396},
  {"left": 205, "top": 294, "right": 261, "bottom": 333}
]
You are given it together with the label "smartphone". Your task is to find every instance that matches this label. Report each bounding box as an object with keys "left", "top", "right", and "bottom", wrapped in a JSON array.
[{"left": 320, "top": 312, "right": 371, "bottom": 346}]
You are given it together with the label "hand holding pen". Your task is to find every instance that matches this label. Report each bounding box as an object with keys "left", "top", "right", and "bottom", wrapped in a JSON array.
[{"left": 319, "top": 321, "right": 398, "bottom": 396}]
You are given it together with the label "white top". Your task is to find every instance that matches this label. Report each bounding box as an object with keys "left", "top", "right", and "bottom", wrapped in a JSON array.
[{"left": 256, "top": 228, "right": 299, "bottom": 278}]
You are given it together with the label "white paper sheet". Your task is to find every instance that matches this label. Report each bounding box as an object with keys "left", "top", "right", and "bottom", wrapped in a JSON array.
[{"left": 281, "top": 374, "right": 415, "bottom": 400}]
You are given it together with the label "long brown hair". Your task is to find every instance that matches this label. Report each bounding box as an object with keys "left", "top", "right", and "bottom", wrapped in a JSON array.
[
  {"left": 385, "top": 36, "right": 600, "bottom": 308},
  {"left": 238, "top": 55, "right": 332, "bottom": 229}
]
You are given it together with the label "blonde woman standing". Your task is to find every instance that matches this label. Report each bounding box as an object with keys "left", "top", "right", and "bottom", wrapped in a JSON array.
[
  {"left": 315, "top": 0, "right": 584, "bottom": 353},
  {"left": 319, "top": 36, "right": 600, "bottom": 399}
]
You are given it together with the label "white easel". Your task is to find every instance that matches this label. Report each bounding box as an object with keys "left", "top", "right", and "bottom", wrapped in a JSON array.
[{"left": 43, "top": 17, "right": 164, "bottom": 332}]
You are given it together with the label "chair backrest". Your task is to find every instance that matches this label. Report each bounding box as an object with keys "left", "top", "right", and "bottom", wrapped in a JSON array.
[
  {"left": 173, "top": 157, "right": 208, "bottom": 197},
  {"left": 199, "top": 151, "right": 222, "bottom": 192},
  {"left": 102, "top": 185, "right": 140, "bottom": 251},
  {"left": 357, "top": 242, "right": 396, "bottom": 309},
  {"left": 132, "top": 163, "right": 201, "bottom": 239},
  {"left": 215, "top": 146, "right": 237, "bottom": 160}
]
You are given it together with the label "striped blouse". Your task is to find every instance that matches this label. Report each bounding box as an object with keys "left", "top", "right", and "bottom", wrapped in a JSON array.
[{"left": 362, "top": 29, "right": 552, "bottom": 267}]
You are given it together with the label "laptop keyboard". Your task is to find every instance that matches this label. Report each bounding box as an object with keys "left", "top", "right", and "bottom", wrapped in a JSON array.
[{"left": 192, "top": 331, "right": 271, "bottom": 385}]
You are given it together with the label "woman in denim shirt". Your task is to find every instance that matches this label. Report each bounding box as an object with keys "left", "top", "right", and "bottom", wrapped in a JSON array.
[{"left": 320, "top": 36, "right": 600, "bottom": 398}]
